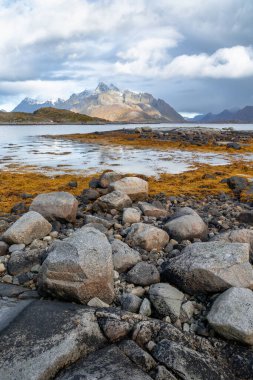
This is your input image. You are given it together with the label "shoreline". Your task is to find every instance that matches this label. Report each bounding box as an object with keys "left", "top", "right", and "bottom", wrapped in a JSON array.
[
  {"left": 1, "top": 160, "right": 253, "bottom": 213},
  {"left": 48, "top": 127, "right": 253, "bottom": 155}
]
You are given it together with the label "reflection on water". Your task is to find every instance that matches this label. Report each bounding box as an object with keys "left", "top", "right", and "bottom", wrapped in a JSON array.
[{"left": 0, "top": 123, "right": 252, "bottom": 176}]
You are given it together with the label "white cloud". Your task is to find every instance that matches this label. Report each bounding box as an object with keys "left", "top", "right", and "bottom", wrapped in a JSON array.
[{"left": 116, "top": 45, "right": 253, "bottom": 79}]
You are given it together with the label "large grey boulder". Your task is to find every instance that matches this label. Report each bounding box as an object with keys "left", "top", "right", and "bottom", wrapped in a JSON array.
[
  {"left": 149, "top": 283, "right": 184, "bottom": 322},
  {"left": 93, "top": 191, "right": 132, "bottom": 211},
  {"left": 39, "top": 227, "right": 114, "bottom": 304},
  {"left": 110, "top": 177, "right": 148, "bottom": 201},
  {"left": 126, "top": 223, "right": 169, "bottom": 252},
  {"left": 126, "top": 262, "right": 160, "bottom": 286},
  {"left": 161, "top": 241, "right": 253, "bottom": 294},
  {"left": 3, "top": 211, "right": 51, "bottom": 245},
  {"left": 164, "top": 207, "right": 207, "bottom": 241},
  {"left": 30, "top": 191, "right": 78, "bottom": 222},
  {"left": 207, "top": 287, "right": 253, "bottom": 345},
  {"left": 138, "top": 202, "right": 168, "bottom": 218},
  {"left": 111, "top": 239, "right": 141, "bottom": 273},
  {"left": 0, "top": 300, "right": 105, "bottom": 380},
  {"left": 212, "top": 229, "right": 253, "bottom": 258}
]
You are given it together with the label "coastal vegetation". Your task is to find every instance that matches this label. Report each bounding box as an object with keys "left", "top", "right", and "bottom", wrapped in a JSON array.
[
  {"left": 1, "top": 160, "right": 252, "bottom": 213},
  {"left": 51, "top": 129, "right": 253, "bottom": 154},
  {"left": 0, "top": 107, "right": 107, "bottom": 125}
]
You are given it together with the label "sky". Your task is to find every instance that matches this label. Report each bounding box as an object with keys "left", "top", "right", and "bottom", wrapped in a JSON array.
[{"left": 0, "top": 0, "right": 253, "bottom": 114}]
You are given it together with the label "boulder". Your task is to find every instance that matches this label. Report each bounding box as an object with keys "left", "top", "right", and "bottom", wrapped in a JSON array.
[
  {"left": 99, "top": 171, "right": 124, "bottom": 188},
  {"left": 110, "top": 177, "right": 148, "bottom": 201},
  {"left": 3, "top": 211, "right": 52, "bottom": 245},
  {"left": 126, "top": 223, "right": 169, "bottom": 252},
  {"left": 93, "top": 191, "right": 132, "bottom": 212},
  {"left": 207, "top": 287, "right": 253, "bottom": 345},
  {"left": 0, "top": 241, "right": 8, "bottom": 256},
  {"left": 139, "top": 298, "right": 152, "bottom": 317},
  {"left": 38, "top": 227, "right": 114, "bottom": 304},
  {"left": 138, "top": 202, "right": 168, "bottom": 218},
  {"left": 7, "top": 249, "right": 43, "bottom": 276},
  {"left": 227, "top": 176, "right": 249, "bottom": 198},
  {"left": 30, "top": 192, "right": 78, "bottom": 223},
  {"left": 164, "top": 207, "right": 207, "bottom": 242},
  {"left": 126, "top": 262, "right": 160, "bottom": 286},
  {"left": 122, "top": 208, "right": 141, "bottom": 224},
  {"left": 161, "top": 241, "right": 253, "bottom": 294},
  {"left": 84, "top": 214, "right": 114, "bottom": 229},
  {"left": 111, "top": 239, "right": 141, "bottom": 273},
  {"left": 238, "top": 211, "right": 253, "bottom": 225},
  {"left": 211, "top": 229, "right": 253, "bottom": 258},
  {"left": 120, "top": 293, "right": 142, "bottom": 313},
  {"left": 149, "top": 283, "right": 184, "bottom": 322}
]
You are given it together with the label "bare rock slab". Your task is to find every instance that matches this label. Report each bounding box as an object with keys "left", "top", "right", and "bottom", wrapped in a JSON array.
[
  {"left": 110, "top": 177, "right": 148, "bottom": 201},
  {"left": 152, "top": 339, "right": 229, "bottom": 380},
  {"left": 39, "top": 226, "right": 114, "bottom": 304},
  {"left": 30, "top": 191, "right": 78, "bottom": 222},
  {"left": 0, "top": 300, "right": 105, "bottom": 380},
  {"left": 3, "top": 211, "right": 52, "bottom": 245},
  {"left": 161, "top": 241, "right": 253, "bottom": 294},
  {"left": 207, "top": 287, "right": 253, "bottom": 345},
  {"left": 126, "top": 223, "right": 169, "bottom": 252},
  {"left": 164, "top": 207, "right": 207, "bottom": 242},
  {"left": 56, "top": 345, "right": 153, "bottom": 380}
]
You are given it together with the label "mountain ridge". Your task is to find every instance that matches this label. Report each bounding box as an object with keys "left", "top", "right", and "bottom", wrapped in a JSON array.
[
  {"left": 13, "top": 82, "right": 184, "bottom": 123},
  {"left": 190, "top": 106, "right": 253, "bottom": 123}
]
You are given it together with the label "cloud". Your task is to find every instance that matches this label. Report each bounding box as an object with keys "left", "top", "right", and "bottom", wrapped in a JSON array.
[
  {"left": 0, "top": 0, "right": 253, "bottom": 111},
  {"left": 116, "top": 45, "right": 253, "bottom": 79}
]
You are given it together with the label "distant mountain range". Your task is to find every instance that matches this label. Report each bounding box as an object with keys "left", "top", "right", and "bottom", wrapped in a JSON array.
[
  {"left": 190, "top": 106, "right": 253, "bottom": 123},
  {"left": 13, "top": 82, "right": 184, "bottom": 123}
]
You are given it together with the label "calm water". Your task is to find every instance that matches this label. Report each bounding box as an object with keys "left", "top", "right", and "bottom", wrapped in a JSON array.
[{"left": 0, "top": 123, "right": 252, "bottom": 176}]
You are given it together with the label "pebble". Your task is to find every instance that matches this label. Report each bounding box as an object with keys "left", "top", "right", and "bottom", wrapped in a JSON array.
[
  {"left": 9, "top": 243, "right": 25, "bottom": 253},
  {"left": 0, "top": 263, "right": 6, "bottom": 273},
  {"left": 2, "top": 274, "right": 12, "bottom": 284}
]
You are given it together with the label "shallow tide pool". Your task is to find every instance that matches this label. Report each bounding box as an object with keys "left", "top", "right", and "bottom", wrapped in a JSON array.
[{"left": 0, "top": 123, "right": 252, "bottom": 176}]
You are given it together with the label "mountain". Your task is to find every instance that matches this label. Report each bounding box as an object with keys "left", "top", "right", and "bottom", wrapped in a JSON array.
[
  {"left": 13, "top": 82, "right": 184, "bottom": 123},
  {"left": 190, "top": 106, "right": 253, "bottom": 123},
  {"left": 0, "top": 107, "right": 106, "bottom": 124},
  {"left": 13, "top": 97, "right": 66, "bottom": 113}
]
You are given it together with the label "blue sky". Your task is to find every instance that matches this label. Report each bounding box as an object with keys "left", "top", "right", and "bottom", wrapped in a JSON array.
[{"left": 0, "top": 0, "right": 253, "bottom": 114}]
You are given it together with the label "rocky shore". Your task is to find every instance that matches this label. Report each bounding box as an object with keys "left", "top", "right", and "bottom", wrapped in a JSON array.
[
  {"left": 52, "top": 125, "right": 253, "bottom": 154},
  {"left": 1, "top": 171, "right": 253, "bottom": 379}
]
